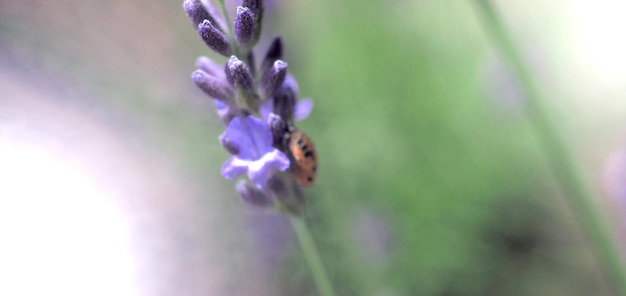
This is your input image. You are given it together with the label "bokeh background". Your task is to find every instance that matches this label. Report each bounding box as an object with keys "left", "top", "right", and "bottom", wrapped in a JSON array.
[{"left": 1, "top": 0, "right": 626, "bottom": 295}]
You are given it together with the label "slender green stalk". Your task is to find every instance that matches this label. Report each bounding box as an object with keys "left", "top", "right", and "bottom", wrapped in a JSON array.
[
  {"left": 216, "top": 0, "right": 240, "bottom": 57},
  {"left": 216, "top": 0, "right": 233, "bottom": 36},
  {"left": 292, "top": 217, "right": 336, "bottom": 296},
  {"left": 471, "top": 0, "right": 626, "bottom": 293}
]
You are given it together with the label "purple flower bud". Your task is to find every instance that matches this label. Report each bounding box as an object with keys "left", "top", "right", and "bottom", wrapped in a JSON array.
[
  {"left": 234, "top": 6, "right": 256, "bottom": 49},
  {"left": 220, "top": 115, "right": 290, "bottom": 189},
  {"left": 259, "top": 60, "right": 287, "bottom": 99},
  {"left": 195, "top": 56, "right": 224, "bottom": 78},
  {"left": 236, "top": 180, "right": 274, "bottom": 208},
  {"left": 266, "top": 174, "right": 288, "bottom": 198},
  {"left": 198, "top": 20, "right": 231, "bottom": 57},
  {"left": 183, "top": 0, "right": 224, "bottom": 31},
  {"left": 267, "top": 113, "right": 289, "bottom": 149},
  {"left": 282, "top": 73, "right": 300, "bottom": 96},
  {"left": 226, "top": 56, "right": 256, "bottom": 98},
  {"left": 261, "top": 37, "right": 283, "bottom": 78},
  {"left": 192, "top": 69, "right": 234, "bottom": 102},
  {"left": 243, "top": 0, "right": 264, "bottom": 43},
  {"left": 273, "top": 82, "right": 297, "bottom": 122},
  {"left": 260, "top": 75, "right": 312, "bottom": 122}
]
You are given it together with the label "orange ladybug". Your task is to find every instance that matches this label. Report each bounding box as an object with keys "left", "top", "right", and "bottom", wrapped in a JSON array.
[{"left": 288, "top": 130, "right": 317, "bottom": 186}]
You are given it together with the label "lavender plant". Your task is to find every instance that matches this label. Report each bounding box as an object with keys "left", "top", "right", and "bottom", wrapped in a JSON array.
[{"left": 183, "top": 1, "right": 334, "bottom": 295}]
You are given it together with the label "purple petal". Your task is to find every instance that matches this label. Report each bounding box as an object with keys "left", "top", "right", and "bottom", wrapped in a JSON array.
[
  {"left": 248, "top": 149, "right": 290, "bottom": 189},
  {"left": 294, "top": 98, "right": 313, "bottom": 121},
  {"left": 259, "top": 99, "right": 273, "bottom": 120},
  {"left": 213, "top": 99, "right": 236, "bottom": 124},
  {"left": 221, "top": 116, "right": 273, "bottom": 160},
  {"left": 221, "top": 157, "right": 249, "bottom": 179},
  {"left": 214, "top": 99, "right": 229, "bottom": 113}
]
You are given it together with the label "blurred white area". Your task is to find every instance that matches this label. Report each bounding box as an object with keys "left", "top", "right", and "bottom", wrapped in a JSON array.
[
  {"left": 0, "top": 69, "right": 228, "bottom": 296},
  {"left": 571, "top": 0, "right": 626, "bottom": 90},
  {"left": 0, "top": 142, "right": 137, "bottom": 296}
]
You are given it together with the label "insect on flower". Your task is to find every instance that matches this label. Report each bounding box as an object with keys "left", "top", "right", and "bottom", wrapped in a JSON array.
[{"left": 287, "top": 129, "right": 317, "bottom": 186}]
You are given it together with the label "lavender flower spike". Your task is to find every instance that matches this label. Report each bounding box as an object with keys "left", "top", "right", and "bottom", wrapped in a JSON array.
[
  {"left": 234, "top": 6, "right": 256, "bottom": 49},
  {"left": 198, "top": 20, "right": 231, "bottom": 57},
  {"left": 220, "top": 115, "right": 290, "bottom": 189},
  {"left": 183, "top": 0, "right": 224, "bottom": 32},
  {"left": 236, "top": 180, "right": 274, "bottom": 208},
  {"left": 260, "top": 60, "right": 287, "bottom": 99},
  {"left": 192, "top": 69, "right": 234, "bottom": 102}
]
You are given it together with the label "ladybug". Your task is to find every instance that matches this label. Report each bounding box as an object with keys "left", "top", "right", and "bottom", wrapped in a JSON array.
[{"left": 287, "top": 130, "right": 317, "bottom": 186}]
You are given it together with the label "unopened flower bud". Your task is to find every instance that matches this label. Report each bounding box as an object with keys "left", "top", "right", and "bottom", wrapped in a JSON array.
[
  {"left": 260, "top": 60, "right": 287, "bottom": 99},
  {"left": 261, "top": 37, "right": 282, "bottom": 77},
  {"left": 243, "top": 0, "right": 264, "bottom": 44},
  {"left": 273, "top": 83, "right": 297, "bottom": 122},
  {"left": 266, "top": 174, "right": 289, "bottom": 198},
  {"left": 195, "top": 56, "right": 224, "bottom": 78},
  {"left": 192, "top": 69, "right": 234, "bottom": 102},
  {"left": 236, "top": 180, "right": 274, "bottom": 208},
  {"left": 234, "top": 6, "right": 256, "bottom": 49},
  {"left": 183, "top": 0, "right": 224, "bottom": 31},
  {"left": 198, "top": 20, "right": 231, "bottom": 56},
  {"left": 226, "top": 56, "right": 256, "bottom": 99},
  {"left": 268, "top": 113, "right": 288, "bottom": 150}
]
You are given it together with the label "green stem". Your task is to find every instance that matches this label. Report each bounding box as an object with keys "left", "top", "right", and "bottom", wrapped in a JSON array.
[
  {"left": 471, "top": 0, "right": 626, "bottom": 293},
  {"left": 292, "top": 217, "right": 336, "bottom": 296},
  {"left": 216, "top": 0, "right": 240, "bottom": 57}
]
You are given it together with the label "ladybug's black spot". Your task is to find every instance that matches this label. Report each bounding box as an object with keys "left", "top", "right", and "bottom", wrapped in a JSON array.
[
  {"left": 304, "top": 151, "right": 314, "bottom": 158},
  {"left": 312, "top": 166, "right": 317, "bottom": 172},
  {"left": 301, "top": 144, "right": 308, "bottom": 151},
  {"left": 297, "top": 138, "right": 303, "bottom": 145},
  {"left": 307, "top": 176, "right": 313, "bottom": 182}
]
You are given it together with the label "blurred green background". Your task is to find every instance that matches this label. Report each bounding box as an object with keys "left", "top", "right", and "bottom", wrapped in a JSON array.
[{"left": 1, "top": 0, "right": 626, "bottom": 295}]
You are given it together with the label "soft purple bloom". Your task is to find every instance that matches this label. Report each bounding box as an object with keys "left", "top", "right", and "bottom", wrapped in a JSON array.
[{"left": 220, "top": 115, "right": 290, "bottom": 189}]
